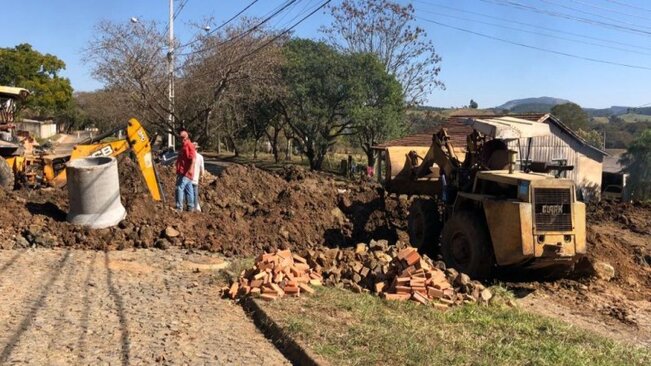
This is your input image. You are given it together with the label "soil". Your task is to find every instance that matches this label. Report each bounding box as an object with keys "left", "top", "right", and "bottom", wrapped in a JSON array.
[
  {"left": 1, "top": 157, "right": 650, "bottom": 346},
  {"left": 513, "top": 200, "right": 651, "bottom": 346},
  {"left": 0, "top": 248, "right": 289, "bottom": 364},
  {"left": 0, "top": 158, "right": 409, "bottom": 258}
]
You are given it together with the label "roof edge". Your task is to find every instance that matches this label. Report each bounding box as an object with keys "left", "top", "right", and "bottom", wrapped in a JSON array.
[{"left": 543, "top": 113, "right": 608, "bottom": 156}]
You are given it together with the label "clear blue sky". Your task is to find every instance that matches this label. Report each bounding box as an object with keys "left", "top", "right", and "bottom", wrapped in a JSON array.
[{"left": 3, "top": 0, "right": 651, "bottom": 109}]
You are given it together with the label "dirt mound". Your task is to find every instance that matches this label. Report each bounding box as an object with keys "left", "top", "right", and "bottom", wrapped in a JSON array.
[
  {"left": 0, "top": 159, "right": 408, "bottom": 257},
  {"left": 584, "top": 201, "right": 651, "bottom": 295}
]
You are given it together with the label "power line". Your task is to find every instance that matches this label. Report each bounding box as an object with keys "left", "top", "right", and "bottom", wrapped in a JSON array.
[
  {"left": 178, "top": 0, "right": 299, "bottom": 56},
  {"left": 567, "top": 0, "right": 651, "bottom": 22},
  {"left": 188, "top": 0, "right": 331, "bottom": 81},
  {"left": 600, "top": 0, "right": 651, "bottom": 13},
  {"left": 418, "top": 17, "right": 651, "bottom": 71},
  {"left": 415, "top": 1, "right": 651, "bottom": 52},
  {"left": 533, "top": 0, "right": 651, "bottom": 30},
  {"left": 180, "top": 0, "right": 259, "bottom": 49},
  {"left": 416, "top": 8, "right": 651, "bottom": 56},
  {"left": 480, "top": 0, "right": 651, "bottom": 37}
]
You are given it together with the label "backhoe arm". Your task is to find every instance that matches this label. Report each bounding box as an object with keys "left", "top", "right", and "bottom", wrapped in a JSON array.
[{"left": 48, "top": 118, "right": 163, "bottom": 201}]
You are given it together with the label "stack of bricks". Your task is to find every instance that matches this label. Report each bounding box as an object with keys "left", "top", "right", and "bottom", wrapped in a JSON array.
[
  {"left": 226, "top": 249, "right": 322, "bottom": 301},
  {"left": 379, "top": 247, "right": 459, "bottom": 309},
  {"left": 303, "top": 240, "right": 492, "bottom": 308}
]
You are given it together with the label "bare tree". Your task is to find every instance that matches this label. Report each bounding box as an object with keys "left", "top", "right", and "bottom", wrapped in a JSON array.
[
  {"left": 84, "top": 20, "right": 170, "bottom": 132},
  {"left": 321, "top": 0, "right": 444, "bottom": 105},
  {"left": 175, "top": 19, "right": 285, "bottom": 148},
  {"left": 84, "top": 18, "right": 284, "bottom": 149}
]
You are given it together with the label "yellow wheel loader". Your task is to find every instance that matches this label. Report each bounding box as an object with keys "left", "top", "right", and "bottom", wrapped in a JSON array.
[
  {"left": 384, "top": 117, "right": 586, "bottom": 278},
  {"left": 0, "top": 86, "right": 162, "bottom": 201}
]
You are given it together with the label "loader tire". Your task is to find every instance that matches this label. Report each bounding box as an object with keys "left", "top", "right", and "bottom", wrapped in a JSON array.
[
  {"left": 0, "top": 156, "right": 15, "bottom": 192},
  {"left": 408, "top": 198, "right": 442, "bottom": 252},
  {"left": 441, "top": 211, "right": 495, "bottom": 279}
]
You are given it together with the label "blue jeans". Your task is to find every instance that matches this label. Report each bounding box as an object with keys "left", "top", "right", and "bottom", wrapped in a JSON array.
[{"left": 175, "top": 174, "right": 195, "bottom": 211}]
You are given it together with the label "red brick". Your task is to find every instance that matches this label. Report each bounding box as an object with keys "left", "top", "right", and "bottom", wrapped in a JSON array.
[
  {"left": 411, "top": 292, "right": 430, "bottom": 305},
  {"left": 427, "top": 287, "right": 444, "bottom": 299},
  {"left": 383, "top": 293, "right": 411, "bottom": 301},
  {"left": 298, "top": 283, "right": 315, "bottom": 294}
]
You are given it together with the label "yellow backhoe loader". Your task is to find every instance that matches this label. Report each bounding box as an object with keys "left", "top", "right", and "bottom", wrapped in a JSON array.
[
  {"left": 381, "top": 117, "right": 586, "bottom": 278},
  {"left": 0, "top": 86, "right": 162, "bottom": 201}
]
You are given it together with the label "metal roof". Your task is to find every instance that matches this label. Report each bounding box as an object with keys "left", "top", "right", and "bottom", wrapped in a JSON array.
[
  {"left": 465, "top": 116, "right": 550, "bottom": 139},
  {"left": 0, "top": 86, "right": 30, "bottom": 99},
  {"left": 373, "top": 113, "right": 606, "bottom": 157}
]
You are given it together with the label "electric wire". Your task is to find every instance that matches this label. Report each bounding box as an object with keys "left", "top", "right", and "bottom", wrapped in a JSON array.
[
  {"left": 479, "top": 0, "right": 651, "bottom": 37},
  {"left": 418, "top": 17, "right": 651, "bottom": 71},
  {"left": 416, "top": 8, "right": 651, "bottom": 56},
  {"left": 414, "top": 1, "right": 651, "bottom": 52},
  {"left": 178, "top": 0, "right": 298, "bottom": 54}
]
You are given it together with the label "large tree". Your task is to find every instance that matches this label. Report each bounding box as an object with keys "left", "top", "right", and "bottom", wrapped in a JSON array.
[
  {"left": 551, "top": 102, "right": 589, "bottom": 131},
  {"left": 348, "top": 53, "right": 405, "bottom": 167},
  {"left": 0, "top": 43, "right": 73, "bottom": 118},
  {"left": 84, "top": 18, "right": 283, "bottom": 148},
  {"left": 321, "top": 0, "right": 444, "bottom": 105},
  {"left": 620, "top": 129, "right": 651, "bottom": 200},
  {"left": 280, "top": 39, "right": 357, "bottom": 170}
]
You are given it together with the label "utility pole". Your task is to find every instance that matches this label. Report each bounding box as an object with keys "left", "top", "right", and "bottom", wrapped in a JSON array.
[{"left": 167, "top": 0, "right": 175, "bottom": 149}]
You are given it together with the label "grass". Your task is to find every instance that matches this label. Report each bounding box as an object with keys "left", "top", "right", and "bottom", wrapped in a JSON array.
[
  {"left": 618, "top": 113, "right": 651, "bottom": 123},
  {"left": 261, "top": 287, "right": 651, "bottom": 366},
  {"left": 214, "top": 256, "right": 255, "bottom": 286}
]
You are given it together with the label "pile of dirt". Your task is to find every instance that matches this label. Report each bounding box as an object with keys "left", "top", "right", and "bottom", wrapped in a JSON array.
[
  {"left": 0, "top": 159, "right": 409, "bottom": 257},
  {"left": 517, "top": 200, "right": 651, "bottom": 331}
]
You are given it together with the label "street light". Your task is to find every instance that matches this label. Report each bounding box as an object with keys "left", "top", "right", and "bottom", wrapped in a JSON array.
[{"left": 130, "top": 17, "right": 138, "bottom": 23}]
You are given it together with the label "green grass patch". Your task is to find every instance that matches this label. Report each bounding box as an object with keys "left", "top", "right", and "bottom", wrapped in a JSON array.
[
  {"left": 261, "top": 287, "right": 650, "bottom": 366},
  {"left": 214, "top": 256, "right": 255, "bottom": 286}
]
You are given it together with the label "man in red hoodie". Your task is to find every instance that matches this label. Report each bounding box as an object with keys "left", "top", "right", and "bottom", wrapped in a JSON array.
[{"left": 175, "top": 129, "right": 196, "bottom": 211}]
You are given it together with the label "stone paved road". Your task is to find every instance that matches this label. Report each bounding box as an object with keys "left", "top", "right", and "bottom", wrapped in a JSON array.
[{"left": 0, "top": 249, "right": 289, "bottom": 365}]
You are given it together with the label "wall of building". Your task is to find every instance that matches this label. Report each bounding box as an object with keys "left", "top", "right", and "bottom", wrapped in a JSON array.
[
  {"left": 507, "top": 122, "right": 604, "bottom": 201},
  {"left": 16, "top": 120, "right": 57, "bottom": 139}
]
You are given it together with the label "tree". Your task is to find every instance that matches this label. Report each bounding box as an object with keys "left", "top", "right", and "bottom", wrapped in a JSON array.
[
  {"left": 469, "top": 99, "right": 478, "bottom": 109},
  {"left": 321, "top": 0, "right": 444, "bottom": 105},
  {"left": 348, "top": 53, "right": 405, "bottom": 167},
  {"left": 0, "top": 43, "right": 73, "bottom": 118},
  {"left": 85, "top": 18, "right": 284, "bottom": 149},
  {"left": 620, "top": 129, "right": 651, "bottom": 200},
  {"left": 280, "top": 39, "right": 356, "bottom": 170},
  {"left": 84, "top": 20, "right": 169, "bottom": 132},
  {"left": 576, "top": 128, "right": 604, "bottom": 149},
  {"left": 551, "top": 103, "right": 588, "bottom": 131}
]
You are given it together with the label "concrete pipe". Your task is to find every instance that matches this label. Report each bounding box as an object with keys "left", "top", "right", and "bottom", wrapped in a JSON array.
[{"left": 66, "top": 156, "right": 126, "bottom": 229}]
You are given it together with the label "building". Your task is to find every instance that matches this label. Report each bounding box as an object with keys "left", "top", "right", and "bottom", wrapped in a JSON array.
[
  {"left": 15, "top": 118, "right": 58, "bottom": 139},
  {"left": 601, "top": 149, "right": 631, "bottom": 200},
  {"left": 372, "top": 113, "right": 607, "bottom": 201}
]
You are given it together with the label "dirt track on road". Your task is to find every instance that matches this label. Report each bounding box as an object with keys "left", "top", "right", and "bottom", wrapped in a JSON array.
[{"left": 0, "top": 249, "right": 289, "bottom": 365}]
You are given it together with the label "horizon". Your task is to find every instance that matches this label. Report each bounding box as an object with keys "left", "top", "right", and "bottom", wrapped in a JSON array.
[{"left": 3, "top": 0, "right": 651, "bottom": 109}]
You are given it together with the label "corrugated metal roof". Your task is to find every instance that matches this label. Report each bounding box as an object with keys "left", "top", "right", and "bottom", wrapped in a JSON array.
[
  {"left": 373, "top": 113, "right": 606, "bottom": 157},
  {"left": 373, "top": 113, "right": 546, "bottom": 148}
]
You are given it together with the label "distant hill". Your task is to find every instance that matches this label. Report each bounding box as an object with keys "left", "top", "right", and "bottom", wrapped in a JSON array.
[{"left": 496, "top": 97, "right": 572, "bottom": 111}]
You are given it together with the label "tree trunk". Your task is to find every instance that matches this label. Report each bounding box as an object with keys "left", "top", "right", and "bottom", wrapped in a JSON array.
[
  {"left": 253, "top": 138, "right": 259, "bottom": 159},
  {"left": 271, "top": 129, "right": 280, "bottom": 163},
  {"left": 285, "top": 138, "right": 291, "bottom": 161},
  {"left": 363, "top": 143, "right": 375, "bottom": 167}
]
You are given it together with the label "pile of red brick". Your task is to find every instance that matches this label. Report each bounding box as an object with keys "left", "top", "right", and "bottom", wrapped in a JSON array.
[
  {"left": 226, "top": 249, "right": 322, "bottom": 301},
  {"left": 303, "top": 241, "right": 492, "bottom": 308}
]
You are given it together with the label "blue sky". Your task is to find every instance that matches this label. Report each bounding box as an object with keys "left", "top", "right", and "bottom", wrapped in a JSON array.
[{"left": 3, "top": 0, "right": 651, "bottom": 109}]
